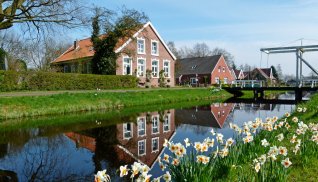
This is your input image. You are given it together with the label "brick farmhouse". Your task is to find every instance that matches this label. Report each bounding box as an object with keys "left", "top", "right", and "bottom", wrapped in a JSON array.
[
  {"left": 176, "top": 55, "right": 235, "bottom": 86},
  {"left": 51, "top": 22, "right": 176, "bottom": 87}
]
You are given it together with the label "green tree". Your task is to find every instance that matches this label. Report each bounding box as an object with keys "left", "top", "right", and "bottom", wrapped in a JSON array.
[
  {"left": 0, "top": 48, "right": 5, "bottom": 70},
  {"left": 271, "top": 65, "right": 279, "bottom": 81},
  {"left": 91, "top": 8, "right": 148, "bottom": 75}
]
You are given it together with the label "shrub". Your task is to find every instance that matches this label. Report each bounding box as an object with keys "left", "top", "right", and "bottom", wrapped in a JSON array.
[{"left": 0, "top": 71, "right": 137, "bottom": 91}]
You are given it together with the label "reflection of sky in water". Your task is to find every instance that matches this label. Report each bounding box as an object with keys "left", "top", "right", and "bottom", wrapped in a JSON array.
[
  {"left": 0, "top": 135, "right": 95, "bottom": 181},
  {"left": 0, "top": 94, "right": 297, "bottom": 180}
]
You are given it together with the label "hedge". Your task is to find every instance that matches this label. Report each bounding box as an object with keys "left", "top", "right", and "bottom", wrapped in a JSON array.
[{"left": 0, "top": 71, "right": 138, "bottom": 91}]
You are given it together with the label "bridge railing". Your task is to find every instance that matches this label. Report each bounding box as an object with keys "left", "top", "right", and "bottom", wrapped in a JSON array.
[
  {"left": 231, "top": 80, "right": 265, "bottom": 88},
  {"left": 300, "top": 79, "right": 318, "bottom": 88}
]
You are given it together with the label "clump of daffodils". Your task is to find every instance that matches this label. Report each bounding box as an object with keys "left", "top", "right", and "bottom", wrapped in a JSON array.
[
  {"left": 119, "top": 162, "right": 152, "bottom": 181},
  {"left": 94, "top": 170, "right": 110, "bottom": 182}
]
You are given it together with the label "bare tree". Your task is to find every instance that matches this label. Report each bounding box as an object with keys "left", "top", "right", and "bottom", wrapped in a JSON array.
[
  {"left": 211, "top": 47, "right": 235, "bottom": 67},
  {"left": 192, "top": 43, "right": 212, "bottom": 57},
  {"left": 0, "top": 0, "right": 88, "bottom": 37},
  {"left": 167, "top": 41, "right": 180, "bottom": 59},
  {"left": 176, "top": 43, "right": 235, "bottom": 66}
]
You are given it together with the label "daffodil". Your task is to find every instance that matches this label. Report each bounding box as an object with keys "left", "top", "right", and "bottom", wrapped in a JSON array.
[
  {"left": 184, "top": 138, "right": 191, "bottom": 147},
  {"left": 163, "top": 154, "right": 170, "bottom": 163},
  {"left": 276, "top": 133, "right": 284, "bottom": 142},
  {"left": 162, "top": 171, "right": 171, "bottom": 182},
  {"left": 95, "top": 170, "right": 111, "bottom": 182},
  {"left": 120, "top": 165, "right": 128, "bottom": 177},
  {"left": 254, "top": 162, "right": 261, "bottom": 173},
  {"left": 278, "top": 146, "right": 288, "bottom": 156},
  {"left": 281, "top": 158, "right": 292, "bottom": 168},
  {"left": 258, "top": 154, "right": 266, "bottom": 165},
  {"left": 261, "top": 139, "right": 270, "bottom": 147}
]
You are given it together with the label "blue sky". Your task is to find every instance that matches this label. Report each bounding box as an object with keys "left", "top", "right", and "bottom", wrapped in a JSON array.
[{"left": 73, "top": 0, "right": 318, "bottom": 76}]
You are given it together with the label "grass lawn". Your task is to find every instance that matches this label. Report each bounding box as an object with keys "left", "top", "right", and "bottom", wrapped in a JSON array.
[{"left": 0, "top": 88, "right": 231, "bottom": 120}]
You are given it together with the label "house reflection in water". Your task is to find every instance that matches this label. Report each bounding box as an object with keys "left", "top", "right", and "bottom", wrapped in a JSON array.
[
  {"left": 175, "top": 103, "right": 234, "bottom": 128},
  {"left": 115, "top": 109, "right": 175, "bottom": 168},
  {"left": 64, "top": 109, "right": 175, "bottom": 169}
]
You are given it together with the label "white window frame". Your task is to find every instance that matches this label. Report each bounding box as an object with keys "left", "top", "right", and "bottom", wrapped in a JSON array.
[
  {"left": 152, "top": 115, "right": 160, "bottom": 134},
  {"left": 123, "top": 56, "right": 132, "bottom": 75},
  {"left": 123, "top": 123, "right": 133, "bottom": 140},
  {"left": 222, "top": 67, "right": 226, "bottom": 72},
  {"left": 215, "top": 77, "right": 220, "bottom": 84},
  {"left": 190, "top": 78, "right": 197, "bottom": 84},
  {"left": 151, "top": 40, "right": 159, "bottom": 56},
  {"left": 138, "top": 139, "right": 146, "bottom": 156},
  {"left": 163, "top": 114, "right": 171, "bottom": 132},
  {"left": 151, "top": 59, "right": 159, "bottom": 78},
  {"left": 137, "top": 117, "right": 146, "bottom": 137},
  {"left": 218, "top": 66, "right": 221, "bottom": 73},
  {"left": 137, "top": 58, "right": 146, "bottom": 77},
  {"left": 152, "top": 137, "right": 159, "bottom": 153},
  {"left": 163, "top": 60, "right": 170, "bottom": 78},
  {"left": 137, "top": 37, "right": 146, "bottom": 54},
  {"left": 224, "top": 77, "right": 228, "bottom": 84}
]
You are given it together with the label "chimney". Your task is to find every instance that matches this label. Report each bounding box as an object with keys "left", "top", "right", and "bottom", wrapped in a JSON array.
[{"left": 74, "top": 40, "right": 78, "bottom": 50}]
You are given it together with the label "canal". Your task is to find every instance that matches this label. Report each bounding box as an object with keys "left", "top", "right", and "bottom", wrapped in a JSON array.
[{"left": 0, "top": 93, "right": 300, "bottom": 181}]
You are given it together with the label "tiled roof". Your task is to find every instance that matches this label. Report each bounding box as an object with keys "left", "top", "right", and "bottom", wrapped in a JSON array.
[
  {"left": 176, "top": 55, "right": 222, "bottom": 77},
  {"left": 52, "top": 22, "right": 176, "bottom": 64},
  {"left": 52, "top": 36, "right": 128, "bottom": 63}
]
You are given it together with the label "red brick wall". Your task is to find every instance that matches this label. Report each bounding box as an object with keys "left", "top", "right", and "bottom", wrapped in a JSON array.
[
  {"left": 116, "top": 25, "right": 175, "bottom": 87},
  {"left": 211, "top": 56, "right": 235, "bottom": 84}
]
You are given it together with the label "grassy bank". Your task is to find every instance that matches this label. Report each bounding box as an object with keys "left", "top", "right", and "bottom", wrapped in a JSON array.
[
  {"left": 157, "top": 93, "right": 318, "bottom": 181},
  {"left": 0, "top": 88, "right": 231, "bottom": 120}
]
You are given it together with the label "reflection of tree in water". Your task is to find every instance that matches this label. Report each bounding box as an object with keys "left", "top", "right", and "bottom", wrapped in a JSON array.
[
  {"left": 0, "top": 169, "right": 18, "bottom": 182},
  {"left": 0, "top": 143, "right": 8, "bottom": 158},
  {"left": 85, "top": 125, "right": 121, "bottom": 178},
  {"left": 5, "top": 135, "right": 91, "bottom": 182}
]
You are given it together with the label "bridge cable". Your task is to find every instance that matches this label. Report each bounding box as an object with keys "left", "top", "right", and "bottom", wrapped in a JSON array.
[
  {"left": 266, "top": 54, "right": 270, "bottom": 68},
  {"left": 260, "top": 51, "right": 263, "bottom": 68}
]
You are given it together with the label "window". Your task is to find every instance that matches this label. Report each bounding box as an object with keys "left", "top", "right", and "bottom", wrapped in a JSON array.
[
  {"left": 163, "top": 61, "right": 170, "bottom": 77},
  {"left": 218, "top": 111, "right": 221, "bottom": 118},
  {"left": 224, "top": 77, "right": 228, "bottom": 84},
  {"left": 137, "top": 38, "right": 145, "bottom": 54},
  {"left": 218, "top": 66, "right": 221, "bottom": 73},
  {"left": 222, "top": 67, "right": 225, "bottom": 72},
  {"left": 137, "top": 117, "right": 146, "bottom": 137},
  {"left": 152, "top": 60, "right": 159, "bottom": 77},
  {"left": 222, "top": 110, "right": 225, "bottom": 116},
  {"left": 63, "top": 65, "right": 69, "bottom": 73},
  {"left": 123, "top": 123, "right": 133, "bottom": 139},
  {"left": 190, "top": 78, "right": 197, "bottom": 84},
  {"left": 151, "top": 40, "right": 159, "bottom": 55},
  {"left": 215, "top": 77, "right": 220, "bottom": 84},
  {"left": 123, "top": 57, "right": 132, "bottom": 75},
  {"left": 152, "top": 137, "right": 159, "bottom": 152},
  {"left": 137, "top": 58, "right": 145, "bottom": 77},
  {"left": 152, "top": 116, "right": 159, "bottom": 134},
  {"left": 138, "top": 140, "right": 146, "bottom": 156},
  {"left": 163, "top": 114, "right": 170, "bottom": 132}
]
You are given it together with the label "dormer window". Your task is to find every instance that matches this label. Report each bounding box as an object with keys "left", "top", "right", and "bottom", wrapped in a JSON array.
[
  {"left": 137, "top": 38, "right": 145, "bottom": 54},
  {"left": 151, "top": 40, "right": 159, "bottom": 55}
]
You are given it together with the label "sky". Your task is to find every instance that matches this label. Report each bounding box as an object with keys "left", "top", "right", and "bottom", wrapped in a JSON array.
[{"left": 72, "top": 0, "right": 318, "bottom": 76}]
